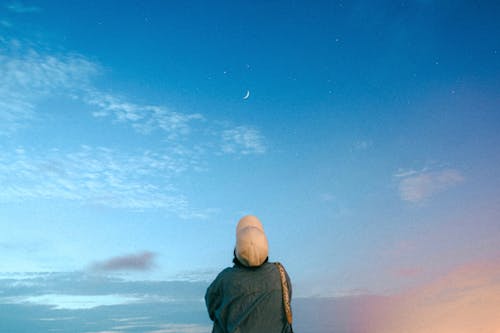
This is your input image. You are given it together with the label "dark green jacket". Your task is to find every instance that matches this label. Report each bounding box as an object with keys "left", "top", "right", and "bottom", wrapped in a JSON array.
[{"left": 205, "top": 262, "right": 292, "bottom": 333}]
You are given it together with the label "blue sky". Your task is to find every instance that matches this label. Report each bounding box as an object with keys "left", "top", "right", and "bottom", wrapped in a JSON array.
[{"left": 1, "top": 1, "right": 500, "bottom": 332}]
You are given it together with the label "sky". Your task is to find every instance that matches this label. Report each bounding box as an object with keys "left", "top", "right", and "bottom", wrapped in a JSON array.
[{"left": 0, "top": 1, "right": 499, "bottom": 332}]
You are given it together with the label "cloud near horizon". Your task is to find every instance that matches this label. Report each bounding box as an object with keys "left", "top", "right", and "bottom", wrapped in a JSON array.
[
  {"left": 293, "top": 257, "right": 500, "bottom": 333},
  {"left": 2, "top": 258, "right": 499, "bottom": 333},
  {"left": 91, "top": 251, "right": 156, "bottom": 272},
  {"left": 377, "top": 258, "right": 500, "bottom": 333},
  {"left": 364, "top": 258, "right": 500, "bottom": 333},
  {"left": 0, "top": 272, "right": 211, "bottom": 331}
]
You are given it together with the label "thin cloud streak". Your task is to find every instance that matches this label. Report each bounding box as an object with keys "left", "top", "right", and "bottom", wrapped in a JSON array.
[
  {"left": 0, "top": 38, "right": 268, "bottom": 156},
  {"left": 147, "top": 324, "right": 210, "bottom": 333},
  {"left": 5, "top": 2, "right": 41, "bottom": 13},
  {"left": 0, "top": 38, "right": 268, "bottom": 155},
  {"left": 91, "top": 252, "right": 156, "bottom": 272},
  {"left": 0, "top": 146, "right": 200, "bottom": 215},
  {"left": 8, "top": 294, "right": 141, "bottom": 310},
  {"left": 395, "top": 168, "right": 464, "bottom": 202},
  {"left": 86, "top": 91, "right": 267, "bottom": 156},
  {"left": 0, "top": 39, "right": 98, "bottom": 135},
  {"left": 86, "top": 91, "right": 204, "bottom": 139},
  {"left": 221, "top": 126, "right": 266, "bottom": 155},
  {"left": 0, "top": 38, "right": 267, "bottom": 218}
]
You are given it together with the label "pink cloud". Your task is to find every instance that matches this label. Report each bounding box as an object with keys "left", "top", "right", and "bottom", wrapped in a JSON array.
[
  {"left": 393, "top": 266, "right": 424, "bottom": 278},
  {"left": 296, "top": 257, "right": 500, "bottom": 333},
  {"left": 91, "top": 251, "right": 156, "bottom": 272},
  {"left": 367, "top": 258, "right": 500, "bottom": 333}
]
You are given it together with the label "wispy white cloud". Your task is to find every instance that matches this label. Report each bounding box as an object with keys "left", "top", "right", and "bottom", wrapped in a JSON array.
[
  {"left": 320, "top": 193, "right": 336, "bottom": 202},
  {"left": 5, "top": 2, "right": 41, "bottom": 13},
  {"left": 0, "top": 38, "right": 267, "bottom": 154},
  {"left": 0, "top": 37, "right": 202, "bottom": 140},
  {"left": 0, "top": 38, "right": 267, "bottom": 218},
  {"left": 1, "top": 287, "right": 188, "bottom": 311},
  {"left": 0, "top": 146, "right": 204, "bottom": 215},
  {"left": 0, "top": 39, "right": 98, "bottom": 135},
  {"left": 395, "top": 168, "right": 464, "bottom": 202},
  {"left": 92, "top": 323, "right": 210, "bottom": 333},
  {"left": 39, "top": 317, "right": 76, "bottom": 321},
  {"left": 0, "top": 38, "right": 267, "bottom": 155},
  {"left": 86, "top": 91, "right": 204, "bottom": 139},
  {"left": 221, "top": 126, "right": 266, "bottom": 155},
  {"left": 0, "top": 272, "right": 211, "bottom": 332},
  {"left": 353, "top": 140, "right": 373, "bottom": 151},
  {"left": 147, "top": 324, "right": 210, "bottom": 333},
  {"left": 0, "top": 40, "right": 97, "bottom": 91},
  {"left": 6, "top": 294, "right": 141, "bottom": 310},
  {"left": 173, "top": 268, "right": 221, "bottom": 282},
  {"left": 112, "top": 316, "right": 151, "bottom": 322},
  {"left": 0, "top": 271, "right": 51, "bottom": 281},
  {"left": 86, "top": 91, "right": 267, "bottom": 156},
  {"left": 0, "top": 19, "right": 12, "bottom": 27}
]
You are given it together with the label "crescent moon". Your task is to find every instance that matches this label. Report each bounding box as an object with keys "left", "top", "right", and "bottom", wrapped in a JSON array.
[{"left": 243, "top": 90, "right": 250, "bottom": 100}]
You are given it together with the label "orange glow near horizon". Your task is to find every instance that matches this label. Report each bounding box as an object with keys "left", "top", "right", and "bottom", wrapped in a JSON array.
[{"left": 360, "top": 258, "right": 500, "bottom": 333}]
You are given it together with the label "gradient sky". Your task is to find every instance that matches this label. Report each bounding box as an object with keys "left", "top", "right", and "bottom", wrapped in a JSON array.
[{"left": 1, "top": 1, "right": 500, "bottom": 332}]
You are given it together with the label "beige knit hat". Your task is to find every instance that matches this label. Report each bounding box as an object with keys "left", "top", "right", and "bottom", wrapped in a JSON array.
[{"left": 235, "top": 215, "right": 269, "bottom": 267}]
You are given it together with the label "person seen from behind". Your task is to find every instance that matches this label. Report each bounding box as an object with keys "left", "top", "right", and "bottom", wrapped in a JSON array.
[{"left": 205, "top": 215, "right": 293, "bottom": 333}]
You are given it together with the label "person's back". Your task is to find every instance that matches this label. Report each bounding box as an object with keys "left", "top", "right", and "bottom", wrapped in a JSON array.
[{"left": 205, "top": 215, "right": 293, "bottom": 333}]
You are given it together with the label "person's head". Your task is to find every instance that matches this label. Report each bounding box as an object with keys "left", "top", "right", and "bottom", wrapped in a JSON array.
[{"left": 235, "top": 215, "right": 269, "bottom": 267}]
